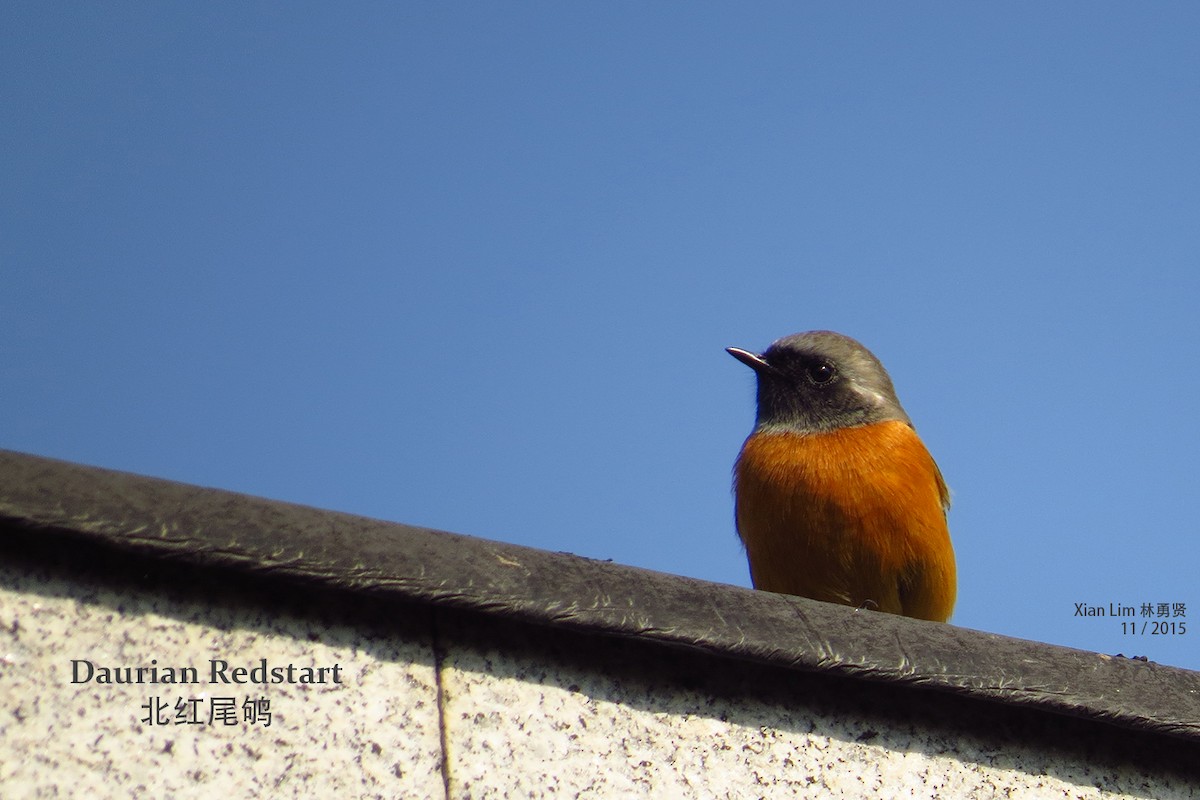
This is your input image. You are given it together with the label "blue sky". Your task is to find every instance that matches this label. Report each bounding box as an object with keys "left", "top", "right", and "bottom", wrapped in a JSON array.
[{"left": 5, "top": 3, "right": 1199, "bottom": 671}]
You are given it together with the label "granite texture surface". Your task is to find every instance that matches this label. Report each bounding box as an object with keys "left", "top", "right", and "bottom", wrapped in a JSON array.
[
  {"left": 0, "top": 554, "right": 444, "bottom": 800},
  {"left": 437, "top": 614, "right": 1199, "bottom": 800}
]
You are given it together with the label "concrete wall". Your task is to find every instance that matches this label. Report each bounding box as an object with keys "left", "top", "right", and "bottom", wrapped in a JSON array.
[{"left": 3, "top": 544, "right": 1197, "bottom": 799}]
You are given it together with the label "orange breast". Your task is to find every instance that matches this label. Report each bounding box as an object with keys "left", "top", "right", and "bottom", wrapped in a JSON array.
[{"left": 733, "top": 420, "right": 955, "bottom": 622}]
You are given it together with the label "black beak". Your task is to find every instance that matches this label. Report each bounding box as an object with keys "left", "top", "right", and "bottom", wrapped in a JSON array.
[{"left": 726, "top": 347, "right": 779, "bottom": 376}]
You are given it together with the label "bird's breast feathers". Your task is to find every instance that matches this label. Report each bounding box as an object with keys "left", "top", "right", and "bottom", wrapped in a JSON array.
[{"left": 733, "top": 420, "right": 955, "bottom": 620}]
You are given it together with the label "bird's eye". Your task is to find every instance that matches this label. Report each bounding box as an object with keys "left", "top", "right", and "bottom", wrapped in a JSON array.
[{"left": 806, "top": 362, "right": 836, "bottom": 385}]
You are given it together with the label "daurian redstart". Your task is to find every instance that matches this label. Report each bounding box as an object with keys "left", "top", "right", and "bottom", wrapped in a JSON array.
[{"left": 728, "top": 331, "right": 955, "bottom": 622}]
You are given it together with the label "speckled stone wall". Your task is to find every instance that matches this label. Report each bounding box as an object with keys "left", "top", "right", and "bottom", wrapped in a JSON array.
[
  {"left": 0, "top": 551, "right": 446, "bottom": 799},
  {"left": 2, "top": 550, "right": 1197, "bottom": 799},
  {"left": 435, "top": 615, "right": 1199, "bottom": 800}
]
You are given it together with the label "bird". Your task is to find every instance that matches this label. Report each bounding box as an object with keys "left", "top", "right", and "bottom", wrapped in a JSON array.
[{"left": 727, "top": 330, "right": 955, "bottom": 622}]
